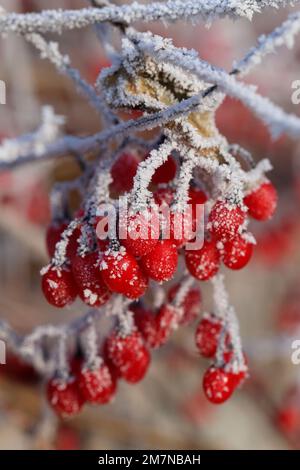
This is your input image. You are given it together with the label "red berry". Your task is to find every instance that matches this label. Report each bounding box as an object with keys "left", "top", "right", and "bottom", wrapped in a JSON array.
[
  {"left": 277, "top": 406, "right": 300, "bottom": 435},
  {"left": 110, "top": 152, "right": 139, "bottom": 193},
  {"left": 101, "top": 247, "right": 148, "bottom": 299},
  {"left": 195, "top": 313, "right": 223, "bottom": 358},
  {"left": 132, "top": 305, "right": 158, "bottom": 348},
  {"left": 154, "top": 304, "right": 177, "bottom": 347},
  {"left": 168, "top": 284, "right": 201, "bottom": 325},
  {"left": 222, "top": 235, "right": 253, "bottom": 270},
  {"left": 46, "top": 221, "right": 68, "bottom": 258},
  {"left": 189, "top": 188, "right": 208, "bottom": 205},
  {"left": 71, "top": 252, "right": 111, "bottom": 307},
  {"left": 203, "top": 366, "right": 236, "bottom": 404},
  {"left": 47, "top": 377, "right": 85, "bottom": 417},
  {"left": 119, "top": 208, "right": 159, "bottom": 257},
  {"left": 66, "top": 227, "right": 82, "bottom": 259},
  {"left": 208, "top": 201, "right": 246, "bottom": 241},
  {"left": 41, "top": 265, "right": 77, "bottom": 308},
  {"left": 153, "top": 187, "right": 174, "bottom": 206},
  {"left": 105, "top": 331, "right": 150, "bottom": 383},
  {"left": 140, "top": 240, "right": 178, "bottom": 282},
  {"left": 77, "top": 362, "right": 117, "bottom": 404},
  {"left": 244, "top": 181, "right": 277, "bottom": 221},
  {"left": 185, "top": 238, "right": 220, "bottom": 281},
  {"left": 151, "top": 155, "right": 177, "bottom": 185}
]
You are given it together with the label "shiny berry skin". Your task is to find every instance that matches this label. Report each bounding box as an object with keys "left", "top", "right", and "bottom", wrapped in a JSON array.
[
  {"left": 222, "top": 235, "right": 253, "bottom": 270},
  {"left": 71, "top": 252, "right": 111, "bottom": 307},
  {"left": 208, "top": 201, "right": 246, "bottom": 241},
  {"left": 105, "top": 331, "right": 150, "bottom": 383},
  {"left": 101, "top": 248, "right": 148, "bottom": 299},
  {"left": 195, "top": 313, "right": 222, "bottom": 358},
  {"left": 47, "top": 377, "right": 85, "bottom": 417},
  {"left": 41, "top": 266, "right": 77, "bottom": 308},
  {"left": 119, "top": 209, "right": 160, "bottom": 257},
  {"left": 110, "top": 152, "right": 139, "bottom": 193},
  {"left": 203, "top": 366, "right": 236, "bottom": 404},
  {"left": 168, "top": 284, "right": 201, "bottom": 325},
  {"left": 46, "top": 221, "right": 68, "bottom": 258},
  {"left": 185, "top": 238, "right": 220, "bottom": 281},
  {"left": 151, "top": 155, "right": 177, "bottom": 185},
  {"left": 77, "top": 362, "right": 117, "bottom": 405},
  {"left": 140, "top": 240, "right": 178, "bottom": 282},
  {"left": 244, "top": 181, "right": 277, "bottom": 221}
]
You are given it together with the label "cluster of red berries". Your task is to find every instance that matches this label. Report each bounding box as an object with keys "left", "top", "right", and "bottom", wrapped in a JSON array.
[
  {"left": 46, "top": 280, "right": 201, "bottom": 417},
  {"left": 195, "top": 313, "right": 248, "bottom": 404},
  {"left": 41, "top": 151, "right": 278, "bottom": 413}
]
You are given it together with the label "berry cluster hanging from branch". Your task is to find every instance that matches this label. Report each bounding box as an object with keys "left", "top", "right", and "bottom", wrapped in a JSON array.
[{"left": 0, "top": 0, "right": 299, "bottom": 417}]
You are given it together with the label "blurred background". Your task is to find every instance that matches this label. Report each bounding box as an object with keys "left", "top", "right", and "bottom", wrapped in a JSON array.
[{"left": 1, "top": 0, "right": 300, "bottom": 450}]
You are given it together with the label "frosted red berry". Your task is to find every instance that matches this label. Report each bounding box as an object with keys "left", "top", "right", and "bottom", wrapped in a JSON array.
[
  {"left": 203, "top": 366, "right": 236, "bottom": 404},
  {"left": 105, "top": 330, "right": 150, "bottom": 383},
  {"left": 41, "top": 266, "right": 77, "bottom": 308},
  {"left": 153, "top": 304, "right": 177, "bottom": 347},
  {"left": 222, "top": 235, "right": 253, "bottom": 270},
  {"left": 77, "top": 362, "right": 117, "bottom": 404},
  {"left": 168, "top": 283, "right": 201, "bottom": 325},
  {"left": 140, "top": 240, "right": 178, "bottom": 282},
  {"left": 71, "top": 252, "right": 111, "bottom": 307},
  {"left": 47, "top": 377, "right": 85, "bottom": 417},
  {"left": 66, "top": 227, "right": 81, "bottom": 259},
  {"left": 185, "top": 238, "right": 220, "bottom": 281},
  {"left": 46, "top": 221, "right": 68, "bottom": 258},
  {"left": 195, "top": 313, "right": 223, "bottom": 358},
  {"left": 151, "top": 155, "right": 177, "bottom": 185},
  {"left": 244, "top": 181, "right": 277, "bottom": 221},
  {"left": 133, "top": 305, "right": 158, "bottom": 348},
  {"left": 119, "top": 208, "right": 160, "bottom": 257},
  {"left": 110, "top": 152, "right": 139, "bottom": 193},
  {"left": 208, "top": 200, "right": 246, "bottom": 241},
  {"left": 154, "top": 187, "right": 174, "bottom": 207},
  {"left": 101, "top": 247, "right": 148, "bottom": 299}
]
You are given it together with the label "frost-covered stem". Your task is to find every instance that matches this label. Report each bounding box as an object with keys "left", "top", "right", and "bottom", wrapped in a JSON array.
[
  {"left": 56, "top": 330, "right": 70, "bottom": 380},
  {"left": 0, "top": 1, "right": 297, "bottom": 36},
  {"left": 212, "top": 274, "right": 244, "bottom": 369},
  {"left": 228, "top": 144, "right": 255, "bottom": 169},
  {"left": 52, "top": 218, "right": 81, "bottom": 267},
  {"left": 132, "top": 31, "right": 300, "bottom": 138},
  {"left": 80, "top": 318, "right": 100, "bottom": 368},
  {"left": 25, "top": 32, "right": 116, "bottom": 125},
  {"left": 172, "top": 275, "right": 195, "bottom": 309},
  {"left": 234, "top": 11, "right": 300, "bottom": 75},
  {"left": 130, "top": 139, "right": 175, "bottom": 210}
]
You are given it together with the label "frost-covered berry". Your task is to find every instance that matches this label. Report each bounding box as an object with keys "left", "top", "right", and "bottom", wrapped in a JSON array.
[
  {"left": 46, "top": 221, "right": 68, "bottom": 258},
  {"left": 185, "top": 238, "right": 220, "bottom": 281},
  {"left": 77, "top": 362, "right": 117, "bottom": 405},
  {"left": 66, "top": 227, "right": 81, "bottom": 259},
  {"left": 168, "top": 283, "right": 201, "bottom": 325},
  {"left": 110, "top": 152, "right": 139, "bottom": 193},
  {"left": 153, "top": 187, "right": 174, "bottom": 207},
  {"left": 203, "top": 366, "right": 236, "bottom": 404},
  {"left": 105, "top": 330, "right": 150, "bottom": 383},
  {"left": 151, "top": 155, "right": 177, "bottom": 185},
  {"left": 153, "top": 304, "right": 177, "bottom": 347},
  {"left": 71, "top": 252, "right": 111, "bottom": 307},
  {"left": 195, "top": 313, "right": 223, "bottom": 358},
  {"left": 119, "top": 208, "right": 159, "bottom": 257},
  {"left": 41, "top": 265, "right": 77, "bottom": 308},
  {"left": 47, "top": 377, "right": 85, "bottom": 417},
  {"left": 208, "top": 200, "right": 246, "bottom": 241},
  {"left": 140, "top": 240, "right": 178, "bottom": 282},
  {"left": 133, "top": 305, "right": 158, "bottom": 348},
  {"left": 244, "top": 181, "right": 277, "bottom": 221},
  {"left": 222, "top": 235, "right": 253, "bottom": 270},
  {"left": 101, "top": 247, "right": 148, "bottom": 299}
]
